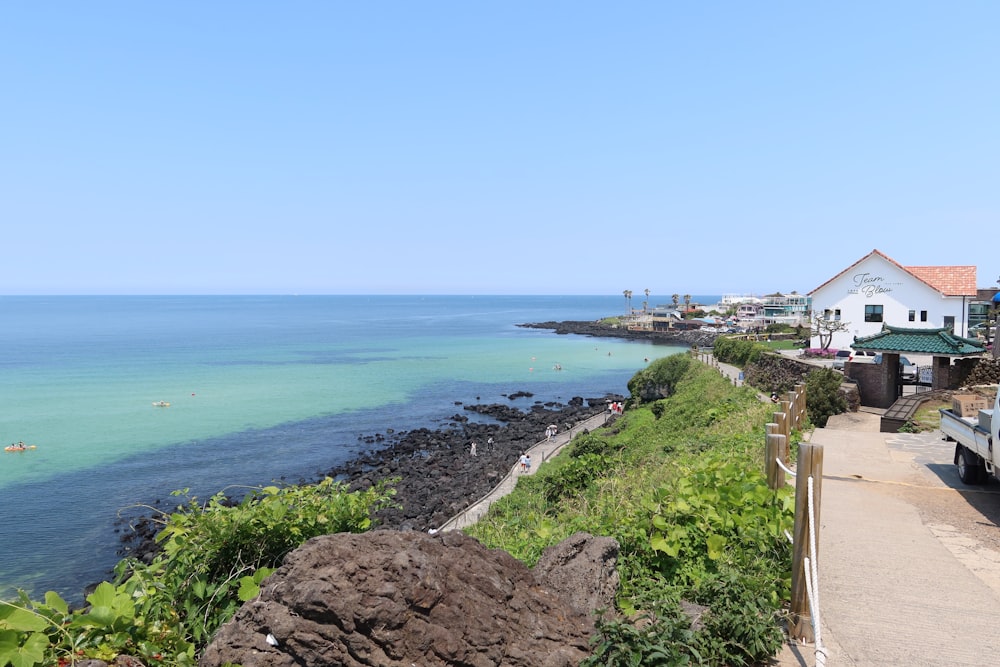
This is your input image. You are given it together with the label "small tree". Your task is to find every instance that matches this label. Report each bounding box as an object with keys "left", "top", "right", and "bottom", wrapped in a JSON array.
[
  {"left": 805, "top": 367, "right": 848, "bottom": 427},
  {"left": 810, "top": 314, "right": 851, "bottom": 350}
]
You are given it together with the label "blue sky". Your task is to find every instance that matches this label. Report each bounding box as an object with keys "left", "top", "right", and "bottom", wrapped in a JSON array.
[{"left": 3, "top": 2, "right": 997, "bottom": 296}]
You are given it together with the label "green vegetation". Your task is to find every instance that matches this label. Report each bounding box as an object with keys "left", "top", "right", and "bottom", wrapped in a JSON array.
[
  {"left": 711, "top": 336, "right": 770, "bottom": 366},
  {"left": 467, "top": 355, "right": 797, "bottom": 666},
  {"left": 803, "top": 368, "right": 847, "bottom": 428},
  {"left": 2, "top": 353, "right": 804, "bottom": 666},
  {"left": 0, "top": 478, "right": 396, "bottom": 667}
]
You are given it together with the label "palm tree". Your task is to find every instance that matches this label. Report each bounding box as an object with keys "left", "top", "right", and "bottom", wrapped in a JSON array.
[
  {"left": 683, "top": 294, "right": 692, "bottom": 312},
  {"left": 644, "top": 288, "right": 650, "bottom": 312},
  {"left": 623, "top": 290, "right": 633, "bottom": 314},
  {"left": 672, "top": 294, "right": 680, "bottom": 307}
]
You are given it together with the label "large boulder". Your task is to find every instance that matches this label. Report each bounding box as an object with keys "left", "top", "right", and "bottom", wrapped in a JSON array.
[
  {"left": 534, "top": 532, "right": 619, "bottom": 617},
  {"left": 200, "top": 530, "right": 619, "bottom": 667}
]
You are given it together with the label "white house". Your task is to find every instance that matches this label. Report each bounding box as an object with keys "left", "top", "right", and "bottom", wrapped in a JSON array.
[{"left": 809, "top": 249, "right": 978, "bottom": 351}]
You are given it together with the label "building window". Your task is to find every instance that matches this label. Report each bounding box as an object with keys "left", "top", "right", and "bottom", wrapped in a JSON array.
[
  {"left": 908, "top": 310, "right": 915, "bottom": 322},
  {"left": 865, "top": 305, "right": 884, "bottom": 323},
  {"left": 834, "top": 309, "right": 841, "bottom": 321},
  {"left": 944, "top": 316, "right": 955, "bottom": 332},
  {"left": 920, "top": 311, "right": 928, "bottom": 322}
]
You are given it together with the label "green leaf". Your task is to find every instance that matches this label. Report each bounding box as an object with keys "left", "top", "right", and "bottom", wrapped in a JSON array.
[
  {"left": 237, "top": 577, "right": 261, "bottom": 602},
  {"left": 43, "top": 591, "right": 69, "bottom": 616},
  {"left": 0, "top": 605, "right": 47, "bottom": 633},
  {"left": 0, "top": 631, "right": 49, "bottom": 667},
  {"left": 706, "top": 533, "right": 727, "bottom": 560},
  {"left": 85, "top": 581, "right": 116, "bottom": 609}
]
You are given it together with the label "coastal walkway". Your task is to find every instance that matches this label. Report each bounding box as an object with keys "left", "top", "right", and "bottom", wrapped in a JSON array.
[
  {"left": 707, "top": 351, "right": 1000, "bottom": 665},
  {"left": 436, "top": 411, "right": 611, "bottom": 533}
]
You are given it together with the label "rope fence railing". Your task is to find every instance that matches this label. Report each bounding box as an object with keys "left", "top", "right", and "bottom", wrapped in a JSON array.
[{"left": 769, "top": 382, "right": 826, "bottom": 667}]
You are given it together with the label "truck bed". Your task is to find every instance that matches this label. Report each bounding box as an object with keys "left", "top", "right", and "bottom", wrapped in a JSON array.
[{"left": 940, "top": 408, "right": 993, "bottom": 461}]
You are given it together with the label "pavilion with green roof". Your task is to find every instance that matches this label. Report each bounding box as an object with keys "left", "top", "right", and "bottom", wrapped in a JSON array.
[{"left": 848, "top": 325, "right": 988, "bottom": 407}]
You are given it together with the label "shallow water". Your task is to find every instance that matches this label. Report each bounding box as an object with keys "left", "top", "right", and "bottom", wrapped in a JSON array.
[{"left": 0, "top": 295, "right": 702, "bottom": 601}]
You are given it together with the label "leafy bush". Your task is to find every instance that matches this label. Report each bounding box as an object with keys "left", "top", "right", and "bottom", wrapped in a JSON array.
[
  {"left": 711, "top": 337, "right": 768, "bottom": 366},
  {"left": 627, "top": 354, "right": 694, "bottom": 405},
  {"left": 539, "top": 453, "right": 611, "bottom": 503},
  {"left": 0, "top": 478, "right": 397, "bottom": 666},
  {"left": 582, "top": 601, "right": 700, "bottom": 667},
  {"left": 645, "top": 456, "right": 793, "bottom": 587},
  {"left": 805, "top": 367, "right": 848, "bottom": 427},
  {"left": 570, "top": 433, "right": 621, "bottom": 458},
  {"left": 692, "top": 573, "right": 786, "bottom": 665}
]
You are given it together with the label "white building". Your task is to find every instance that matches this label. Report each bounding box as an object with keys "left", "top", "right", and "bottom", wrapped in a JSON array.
[{"left": 809, "top": 249, "right": 979, "bottom": 351}]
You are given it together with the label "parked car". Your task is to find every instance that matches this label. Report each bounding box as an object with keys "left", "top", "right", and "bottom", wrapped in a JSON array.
[
  {"left": 832, "top": 349, "right": 877, "bottom": 370},
  {"left": 873, "top": 354, "right": 918, "bottom": 382}
]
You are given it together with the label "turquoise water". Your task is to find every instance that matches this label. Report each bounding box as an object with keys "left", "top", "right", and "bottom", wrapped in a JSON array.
[{"left": 0, "top": 295, "right": 704, "bottom": 601}]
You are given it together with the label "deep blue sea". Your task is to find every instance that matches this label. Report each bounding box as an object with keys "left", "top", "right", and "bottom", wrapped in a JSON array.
[{"left": 0, "top": 295, "right": 714, "bottom": 602}]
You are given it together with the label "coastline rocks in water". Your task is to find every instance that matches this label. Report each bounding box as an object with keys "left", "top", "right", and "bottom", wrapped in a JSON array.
[
  {"left": 116, "top": 394, "right": 620, "bottom": 563},
  {"left": 200, "top": 530, "right": 617, "bottom": 667},
  {"left": 519, "top": 320, "right": 718, "bottom": 348},
  {"left": 328, "top": 396, "right": 618, "bottom": 531}
]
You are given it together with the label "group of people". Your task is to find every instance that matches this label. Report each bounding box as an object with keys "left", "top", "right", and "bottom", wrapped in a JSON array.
[
  {"left": 544, "top": 424, "right": 558, "bottom": 440},
  {"left": 469, "top": 436, "right": 496, "bottom": 457},
  {"left": 518, "top": 452, "right": 532, "bottom": 472},
  {"left": 608, "top": 401, "right": 624, "bottom": 415}
]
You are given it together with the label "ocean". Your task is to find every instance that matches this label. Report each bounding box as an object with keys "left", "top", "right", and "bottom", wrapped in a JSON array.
[{"left": 0, "top": 295, "right": 711, "bottom": 602}]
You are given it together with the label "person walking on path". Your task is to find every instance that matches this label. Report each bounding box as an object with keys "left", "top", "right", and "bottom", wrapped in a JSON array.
[
  {"left": 518, "top": 452, "right": 528, "bottom": 472},
  {"left": 470, "top": 441, "right": 477, "bottom": 457},
  {"left": 487, "top": 436, "right": 494, "bottom": 454}
]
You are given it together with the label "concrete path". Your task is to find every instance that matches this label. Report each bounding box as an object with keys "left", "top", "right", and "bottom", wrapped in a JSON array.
[
  {"left": 436, "top": 411, "right": 611, "bottom": 532},
  {"left": 771, "top": 416, "right": 1000, "bottom": 666}
]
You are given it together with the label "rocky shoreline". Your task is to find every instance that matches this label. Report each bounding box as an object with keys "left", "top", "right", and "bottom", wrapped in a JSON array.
[
  {"left": 325, "top": 392, "right": 618, "bottom": 531},
  {"left": 120, "top": 321, "right": 681, "bottom": 573},
  {"left": 119, "top": 389, "right": 623, "bottom": 565},
  {"left": 518, "top": 320, "right": 720, "bottom": 347}
]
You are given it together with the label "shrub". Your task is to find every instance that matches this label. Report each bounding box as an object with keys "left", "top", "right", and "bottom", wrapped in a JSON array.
[
  {"left": 0, "top": 478, "right": 397, "bottom": 666},
  {"left": 539, "top": 453, "right": 610, "bottom": 503},
  {"left": 805, "top": 367, "right": 848, "bottom": 427},
  {"left": 627, "top": 354, "right": 694, "bottom": 405},
  {"left": 712, "top": 337, "right": 768, "bottom": 366}
]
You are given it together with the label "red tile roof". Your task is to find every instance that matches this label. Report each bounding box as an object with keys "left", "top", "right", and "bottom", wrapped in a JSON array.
[
  {"left": 905, "top": 265, "right": 977, "bottom": 296},
  {"left": 809, "top": 249, "right": 977, "bottom": 297}
]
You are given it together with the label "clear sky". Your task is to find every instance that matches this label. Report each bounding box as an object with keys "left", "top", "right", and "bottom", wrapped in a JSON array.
[{"left": 3, "top": 2, "right": 997, "bottom": 296}]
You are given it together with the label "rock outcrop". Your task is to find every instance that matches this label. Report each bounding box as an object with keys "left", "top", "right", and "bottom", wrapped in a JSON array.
[
  {"left": 327, "top": 397, "right": 617, "bottom": 532},
  {"left": 519, "top": 320, "right": 719, "bottom": 348},
  {"left": 200, "top": 530, "right": 620, "bottom": 667}
]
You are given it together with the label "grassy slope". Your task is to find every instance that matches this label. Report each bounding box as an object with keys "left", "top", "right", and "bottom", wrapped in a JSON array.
[{"left": 466, "top": 354, "right": 797, "bottom": 664}]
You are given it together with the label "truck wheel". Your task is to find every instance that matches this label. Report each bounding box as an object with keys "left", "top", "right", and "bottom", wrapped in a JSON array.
[{"left": 957, "top": 446, "right": 986, "bottom": 485}]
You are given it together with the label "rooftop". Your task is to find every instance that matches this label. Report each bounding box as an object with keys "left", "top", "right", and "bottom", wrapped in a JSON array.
[{"left": 852, "top": 325, "right": 986, "bottom": 356}]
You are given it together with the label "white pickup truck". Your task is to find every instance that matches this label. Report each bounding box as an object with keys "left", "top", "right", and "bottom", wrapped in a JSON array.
[{"left": 940, "top": 391, "right": 1000, "bottom": 484}]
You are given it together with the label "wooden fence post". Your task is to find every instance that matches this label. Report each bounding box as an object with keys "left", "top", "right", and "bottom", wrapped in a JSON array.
[
  {"left": 765, "top": 432, "right": 786, "bottom": 490},
  {"left": 790, "top": 442, "right": 824, "bottom": 642}
]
